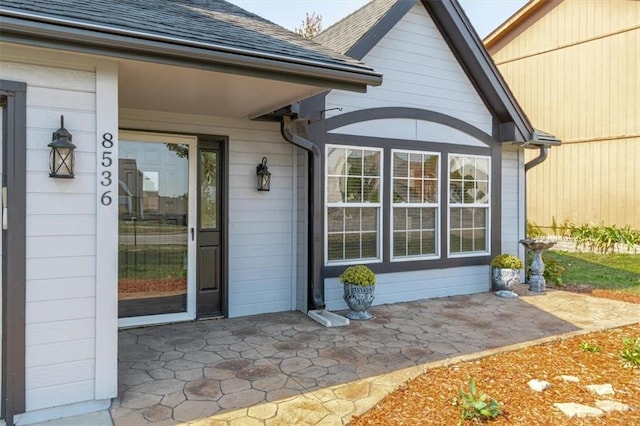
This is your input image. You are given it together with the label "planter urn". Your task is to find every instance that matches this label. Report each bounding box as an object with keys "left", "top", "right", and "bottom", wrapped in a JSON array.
[
  {"left": 338, "top": 265, "right": 376, "bottom": 321},
  {"left": 343, "top": 283, "right": 375, "bottom": 320},
  {"left": 492, "top": 268, "right": 520, "bottom": 291},
  {"left": 490, "top": 254, "right": 523, "bottom": 296}
]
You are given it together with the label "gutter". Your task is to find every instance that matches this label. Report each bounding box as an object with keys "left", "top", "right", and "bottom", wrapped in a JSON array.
[
  {"left": 525, "top": 129, "right": 560, "bottom": 171},
  {"left": 280, "top": 116, "right": 325, "bottom": 311}
]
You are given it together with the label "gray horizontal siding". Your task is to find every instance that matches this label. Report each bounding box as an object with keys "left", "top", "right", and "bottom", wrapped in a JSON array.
[{"left": 325, "top": 265, "right": 490, "bottom": 310}]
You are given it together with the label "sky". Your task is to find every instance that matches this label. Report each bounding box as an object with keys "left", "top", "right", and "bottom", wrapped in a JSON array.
[{"left": 228, "top": 0, "right": 529, "bottom": 39}]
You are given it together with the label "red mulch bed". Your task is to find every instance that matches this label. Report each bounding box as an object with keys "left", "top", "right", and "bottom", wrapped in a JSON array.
[
  {"left": 353, "top": 289, "right": 640, "bottom": 425},
  {"left": 352, "top": 323, "right": 640, "bottom": 425},
  {"left": 118, "top": 278, "right": 186, "bottom": 299},
  {"left": 591, "top": 289, "right": 640, "bottom": 305}
]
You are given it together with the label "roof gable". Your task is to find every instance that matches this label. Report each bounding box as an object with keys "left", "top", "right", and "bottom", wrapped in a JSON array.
[{"left": 315, "top": 0, "right": 558, "bottom": 144}]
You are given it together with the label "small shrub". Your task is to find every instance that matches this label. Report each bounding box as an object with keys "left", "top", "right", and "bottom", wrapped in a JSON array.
[
  {"left": 491, "top": 254, "right": 523, "bottom": 269},
  {"left": 338, "top": 265, "right": 376, "bottom": 286},
  {"left": 525, "top": 252, "right": 566, "bottom": 285},
  {"left": 620, "top": 337, "right": 640, "bottom": 368},
  {"left": 455, "top": 377, "right": 501, "bottom": 425},
  {"left": 619, "top": 225, "right": 640, "bottom": 249},
  {"left": 559, "top": 219, "right": 573, "bottom": 238},
  {"left": 527, "top": 221, "right": 545, "bottom": 239},
  {"left": 571, "top": 222, "right": 598, "bottom": 251},
  {"left": 541, "top": 255, "right": 566, "bottom": 286},
  {"left": 579, "top": 341, "right": 600, "bottom": 353}
]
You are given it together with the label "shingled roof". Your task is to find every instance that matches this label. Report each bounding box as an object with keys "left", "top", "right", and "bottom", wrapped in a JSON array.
[
  {"left": 314, "top": 0, "right": 401, "bottom": 57},
  {"left": 0, "top": 0, "right": 382, "bottom": 90}
]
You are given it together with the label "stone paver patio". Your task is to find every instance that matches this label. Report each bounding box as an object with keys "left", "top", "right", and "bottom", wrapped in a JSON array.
[{"left": 110, "top": 288, "right": 640, "bottom": 425}]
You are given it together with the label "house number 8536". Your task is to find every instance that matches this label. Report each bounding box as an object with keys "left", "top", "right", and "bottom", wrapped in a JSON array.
[{"left": 100, "top": 132, "right": 114, "bottom": 206}]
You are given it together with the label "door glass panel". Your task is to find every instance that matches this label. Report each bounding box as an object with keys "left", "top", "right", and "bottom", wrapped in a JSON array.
[
  {"left": 200, "top": 151, "right": 217, "bottom": 229},
  {"left": 118, "top": 140, "right": 189, "bottom": 318}
]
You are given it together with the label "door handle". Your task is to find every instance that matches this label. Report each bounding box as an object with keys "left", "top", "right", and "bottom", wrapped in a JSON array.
[
  {"left": 191, "top": 227, "right": 194, "bottom": 241},
  {"left": 2, "top": 186, "right": 7, "bottom": 230}
]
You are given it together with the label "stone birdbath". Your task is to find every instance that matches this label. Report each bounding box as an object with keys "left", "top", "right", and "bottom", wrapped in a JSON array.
[{"left": 520, "top": 239, "right": 556, "bottom": 292}]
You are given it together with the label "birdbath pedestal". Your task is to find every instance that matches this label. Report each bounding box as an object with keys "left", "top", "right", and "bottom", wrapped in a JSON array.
[{"left": 519, "top": 239, "right": 556, "bottom": 292}]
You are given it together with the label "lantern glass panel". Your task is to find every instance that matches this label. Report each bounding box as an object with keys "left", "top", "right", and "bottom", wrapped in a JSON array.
[
  {"left": 50, "top": 147, "right": 74, "bottom": 177},
  {"left": 259, "top": 174, "right": 270, "bottom": 191}
]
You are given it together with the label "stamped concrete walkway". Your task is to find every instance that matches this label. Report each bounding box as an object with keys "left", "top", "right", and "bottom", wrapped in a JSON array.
[{"left": 110, "top": 288, "right": 640, "bottom": 425}]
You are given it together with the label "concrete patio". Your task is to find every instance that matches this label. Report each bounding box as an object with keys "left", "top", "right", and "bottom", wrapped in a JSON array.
[{"left": 108, "top": 288, "right": 640, "bottom": 425}]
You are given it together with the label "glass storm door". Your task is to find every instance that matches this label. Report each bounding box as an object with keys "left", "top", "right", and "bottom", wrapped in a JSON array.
[
  {"left": 0, "top": 100, "right": 4, "bottom": 417},
  {"left": 118, "top": 132, "right": 196, "bottom": 324}
]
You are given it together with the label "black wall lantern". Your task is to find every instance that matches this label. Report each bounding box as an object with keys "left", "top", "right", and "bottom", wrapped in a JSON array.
[
  {"left": 256, "top": 156, "right": 271, "bottom": 191},
  {"left": 48, "top": 115, "right": 76, "bottom": 178}
]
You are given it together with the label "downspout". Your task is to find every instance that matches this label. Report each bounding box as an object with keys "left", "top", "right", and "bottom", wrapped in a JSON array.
[
  {"left": 522, "top": 144, "right": 548, "bottom": 284},
  {"left": 524, "top": 144, "right": 548, "bottom": 171},
  {"left": 280, "top": 115, "right": 325, "bottom": 310}
]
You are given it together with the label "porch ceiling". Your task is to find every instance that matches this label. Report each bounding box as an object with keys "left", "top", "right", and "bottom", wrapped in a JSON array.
[{"left": 118, "top": 59, "right": 324, "bottom": 119}]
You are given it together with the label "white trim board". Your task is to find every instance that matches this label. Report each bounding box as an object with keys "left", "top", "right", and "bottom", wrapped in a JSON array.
[{"left": 94, "top": 60, "right": 119, "bottom": 402}]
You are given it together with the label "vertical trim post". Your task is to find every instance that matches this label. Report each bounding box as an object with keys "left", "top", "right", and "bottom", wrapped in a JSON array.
[
  {"left": 1, "top": 79, "right": 27, "bottom": 425},
  {"left": 94, "top": 62, "right": 119, "bottom": 400}
]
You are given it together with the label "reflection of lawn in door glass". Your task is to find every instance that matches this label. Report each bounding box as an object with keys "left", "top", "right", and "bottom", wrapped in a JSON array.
[
  {"left": 119, "top": 221, "right": 186, "bottom": 235},
  {"left": 118, "top": 244, "right": 187, "bottom": 300}
]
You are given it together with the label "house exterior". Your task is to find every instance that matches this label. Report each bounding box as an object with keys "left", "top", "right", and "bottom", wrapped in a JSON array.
[
  {"left": 485, "top": 0, "right": 640, "bottom": 230},
  {"left": 0, "top": 0, "right": 556, "bottom": 424}
]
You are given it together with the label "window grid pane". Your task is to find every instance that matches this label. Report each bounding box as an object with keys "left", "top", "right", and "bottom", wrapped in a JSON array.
[
  {"left": 449, "top": 154, "right": 490, "bottom": 255},
  {"left": 326, "top": 146, "right": 381, "bottom": 264},
  {"left": 392, "top": 150, "right": 439, "bottom": 259},
  {"left": 327, "top": 207, "right": 379, "bottom": 262}
]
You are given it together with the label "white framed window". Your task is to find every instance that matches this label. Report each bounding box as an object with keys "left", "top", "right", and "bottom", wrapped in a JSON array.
[
  {"left": 325, "top": 145, "right": 383, "bottom": 265},
  {"left": 391, "top": 150, "right": 440, "bottom": 261},
  {"left": 448, "top": 154, "right": 490, "bottom": 256}
]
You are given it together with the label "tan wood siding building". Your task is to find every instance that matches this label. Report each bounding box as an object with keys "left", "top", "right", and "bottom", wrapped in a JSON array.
[{"left": 486, "top": 0, "right": 640, "bottom": 230}]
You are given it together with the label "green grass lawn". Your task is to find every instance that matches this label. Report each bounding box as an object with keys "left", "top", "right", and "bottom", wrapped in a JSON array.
[
  {"left": 119, "top": 245, "right": 186, "bottom": 279},
  {"left": 545, "top": 251, "right": 640, "bottom": 294}
]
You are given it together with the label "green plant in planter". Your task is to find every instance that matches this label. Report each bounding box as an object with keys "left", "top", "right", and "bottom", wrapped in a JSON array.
[
  {"left": 491, "top": 254, "right": 523, "bottom": 269},
  {"left": 339, "top": 265, "right": 376, "bottom": 286}
]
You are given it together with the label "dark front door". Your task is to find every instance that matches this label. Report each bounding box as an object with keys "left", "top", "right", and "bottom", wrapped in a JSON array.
[{"left": 197, "top": 139, "right": 223, "bottom": 317}]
